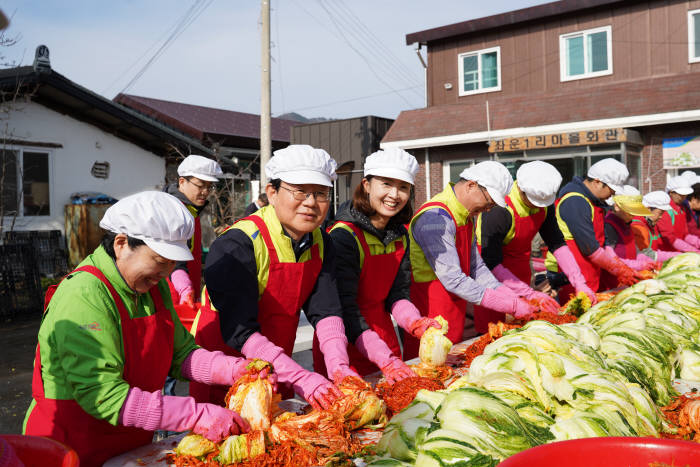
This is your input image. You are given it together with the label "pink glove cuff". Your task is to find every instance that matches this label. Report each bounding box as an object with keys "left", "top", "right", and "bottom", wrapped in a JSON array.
[
  {"left": 119, "top": 387, "right": 164, "bottom": 431},
  {"left": 672, "top": 238, "right": 698, "bottom": 253},
  {"left": 182, "top": 348, "right": 248, "bottom": 386},
  {"left": 479, "top": 286, "right": 514, "bottom": 315},
  {"left": 316, "top": 316, "right": 351, "bottom": 380},
  {"left": 170, "top": 269, "right": 193, "bottom": 295},
  {"left": 656, "top": 249, "right": 681, "bottom": 261},
  {"left": 587, "top": 247, "right": 610, "bottom": 267},
  {"left": 241, "top": 332, "right": 284, "bottom": 363},
  {"left": 553, "top": 246, "right": 586, "bottom": 287},
  {"left": 684, "top": 234, "right": 700, "bottom": 249},
  {"left": 492, "top": 264, "right": 532, "bottom": 297},
  {"left": 390, "top": 299, "right": 422, "bottom": 331},
  {"left": 355, "top": 329, "right": 395, "bottom": 369}
]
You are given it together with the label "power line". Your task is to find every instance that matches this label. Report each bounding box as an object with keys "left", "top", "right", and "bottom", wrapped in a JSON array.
[
  {"left": 314, "top": 0, "right": 419, "bottom": 107},
  {"left": 118, "top": 0, "right": 214, "bottom": 96},
  {"left": 319, "top": 0, "right": 423, "bottom": 97}
]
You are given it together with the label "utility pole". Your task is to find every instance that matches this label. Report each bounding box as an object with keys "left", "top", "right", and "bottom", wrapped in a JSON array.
[{"left": 260, "top": 0, "right": 272, "bottom": 185}]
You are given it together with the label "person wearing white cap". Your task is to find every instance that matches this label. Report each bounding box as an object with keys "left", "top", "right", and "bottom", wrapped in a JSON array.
[
  {"left": 165, "top": 154, "right": 223, "bottom": 307},
  {"left": 655, "top": 176, "right": 700, "bottom": 252},
  {"left": 629, "top": 191, "right": 683, "bottom": 262},
  {"left": 404, "top": 160, "right": 535, "bottom": 359},
  {"left": 24, "top": 192, "right": 274, "bottom": 466},
  {"left": 310, "top": 148, "right": 435, "bottom": 384},
  {"left": 198, "top": 145, "right": 359, "bottom": 410},
  {"left": 474, "top": 161, "right": 595, "bottom": 333},
  {"left": 599, "top": 187, "right": 664, "bottom": 290},
  {"left": 544, "top": 158, "right": 640, "bottom": 298}
]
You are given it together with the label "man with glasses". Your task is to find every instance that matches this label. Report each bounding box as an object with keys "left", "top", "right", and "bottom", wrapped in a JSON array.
[
  {"left": 195, "top": 145, "right": 359, "bottom": 410},
  {"left": 165, "top": 155, "right": 222, "bottom": 307},
  {"left": 545, "top": 158, "right": 639, "bottom": 300},
  {"left": 404, "top": 161, "right": 535, "bottom": 359}
]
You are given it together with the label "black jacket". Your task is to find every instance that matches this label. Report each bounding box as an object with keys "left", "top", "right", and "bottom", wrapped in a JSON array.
[{"left": 330, "top": 206, "right": 411, "bottom": 343}]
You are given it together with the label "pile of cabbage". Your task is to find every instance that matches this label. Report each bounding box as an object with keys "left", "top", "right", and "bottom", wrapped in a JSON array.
[{"left": 367, "top": 253, "right": 700, "bottom": 466}]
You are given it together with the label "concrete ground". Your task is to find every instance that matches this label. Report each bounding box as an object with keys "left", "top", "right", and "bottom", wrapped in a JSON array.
[{"left": 0, "top": 314, "right": 315, "bottom": 435}]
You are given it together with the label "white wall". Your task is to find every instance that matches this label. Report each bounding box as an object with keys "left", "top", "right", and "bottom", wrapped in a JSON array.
[{"left": 2, "top": 100, "right": 165, "bottom": 233}]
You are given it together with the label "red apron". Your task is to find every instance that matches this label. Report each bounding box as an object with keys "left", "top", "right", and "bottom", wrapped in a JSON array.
[
  {"left": 311, "top": 221, "right": 405, "bottom": 377},
  {"left": 671, "top": 199, "right": 690, "bottom": 239},
  {"left": 167, "top": 215, "right": 203, "bottom": 304},
  {"left": 600, "top": 212, "right": 638, "bottom": 291},
  {"left": 26, "top": 265, "right": 174, "bottom": 467},
  {"left": 404, "top": 202, "right": 472, "bottom": 360},
  {"left": 557, "top": 196, "right": 606, "bottom": 300},
  {"left": 190, "top": 215, "right": 322, "bottom": 404},
  {"left": 474, "top": 196, "right": 545, "bottom": 334}
]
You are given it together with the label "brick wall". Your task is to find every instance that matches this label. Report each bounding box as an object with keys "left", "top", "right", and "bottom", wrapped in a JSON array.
[{"left": 640, "top": 122, "right": 700, "bottom": 193}]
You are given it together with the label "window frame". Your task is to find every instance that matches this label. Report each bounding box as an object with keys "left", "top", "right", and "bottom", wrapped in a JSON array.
[
  {"left": 689, "top": 9, "right": 700, "bottom": 64},
  {"left": 559, "top": 25, "right": 613, "bottom": 82},
  {"left": 457, "top": 46, "right": 502, "bottom": 97},
  {"left": 1, "top": 146, "right": 53, "bottom": 219}
]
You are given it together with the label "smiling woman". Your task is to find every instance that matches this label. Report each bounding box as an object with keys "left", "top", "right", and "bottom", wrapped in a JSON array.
[{"left": 24, "top": 191, "right": 272, "bottom": 467}]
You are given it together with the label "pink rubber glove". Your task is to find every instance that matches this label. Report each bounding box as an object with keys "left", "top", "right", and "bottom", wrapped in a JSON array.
[
  {"left": 672, "top": 237, "right": 700, "bottom": 253},
  {"left": 181, "top": 349, "right": 276, "bottom": 389},
  {"left": 620, "top": 253, "right": 655, "bottom": 271},
  {"left": 171, "top": 269, "right": 194, "bottom": 305},
  {"left": 119, "top": 387, "right": 249, "bottom": 442},
  {"left": 553, "top": 246, "right": 597, "bottom": 305},
  {"left": 588, "top": 247, "right": 637, "bottom": 286},
  {"left": 480, "top": 286, "right": 535, "bottom": 319},
  {"left": 316, "top": 316, "right": 360, "bottom": 384},
  {"left": 355, "top": 330, "right": 415, "bottom": 384},
  {"left": 390, "top": 299, "right": 422, "bottom": 331},
  {"left": 684, "top": 234, "right": 700, "bottom": 249},
  {"left": 241, "top": 332, "right": 343, "bottom": 410},
  {"left": 408, "top": 317, "right": 442, "bottom": 338},
  {"left": 528, "top": 291, "right": 561, "bottom": 314},
  {"left": 381, "top": 358, "right": 415, "bottom": 385},
  {"left": 492, "top": 264, "right": 559, "bottom": 312},
  {"left": 656, "top": 250, "right": 682, "bottom": 262}
]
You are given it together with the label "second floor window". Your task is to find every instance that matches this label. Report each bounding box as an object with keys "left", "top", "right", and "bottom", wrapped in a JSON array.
[
  {"left": 690, "top": 9, "right": 700, "bottom": 63},
  {"left": 560, "top": 26, "right": 612, "bottom": 81},
  {"left": 458, "top": 46, "right": 501, "bottom": 96}
]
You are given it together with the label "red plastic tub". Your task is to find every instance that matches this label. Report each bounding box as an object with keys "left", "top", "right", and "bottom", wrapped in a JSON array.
[
  {"left": 0, "top": 435, "right": 79, "bottom": 467},
  {"left": 497, "top": 437, "right": 700, "bottom": 467}
]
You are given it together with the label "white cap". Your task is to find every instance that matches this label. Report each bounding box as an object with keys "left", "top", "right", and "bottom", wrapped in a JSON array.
[
  {"left": 178, "top": 155, "right": 223, "bottom": 182},
  {"left": 587, "top": 158, "right": 628, "bottom": 193},
  {"left": 666, "top": 175, "right": 693, "bottom": 195},
  {"left": 266, "top": 144, "right": 337, "bottom": 187},
  {"left": 642, "top": 191, "right": 672, "bottom": 211},
  {"left": 516, "top": 161, "right": 562, "bottom": 207},
  {"left": 364, "top": 148, "right": 419, "bottom": 185},
  {"left": 99, "top": 191, "right": 195, "bottom": 262},
  {"left": 459, "top": 161, "right": 513, "bottom": 208},
  {"left": 606, "top": 184, "right": 640, "bottom": 206},
  {"left": 680, "top": 170, "right": 697, "bottom": 181}
]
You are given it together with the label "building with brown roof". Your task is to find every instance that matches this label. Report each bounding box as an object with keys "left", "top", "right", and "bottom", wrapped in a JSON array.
[
  {"left": 382, "top": 0, "right": 700, "bottom": 203},
  {"left": 114, "top": 93, "right": 297, "bottom": 181}
]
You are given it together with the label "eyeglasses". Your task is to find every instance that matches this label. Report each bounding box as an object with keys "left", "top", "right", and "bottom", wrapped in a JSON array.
[
  {"left": 187, "top": 178, "right": 215, "bottom": 193},
  {"left": 478, "top": 185, "right": 496, "bottom": 210},
  {"left": 279, "top": 185, "right": 331, "bottom": 202}
]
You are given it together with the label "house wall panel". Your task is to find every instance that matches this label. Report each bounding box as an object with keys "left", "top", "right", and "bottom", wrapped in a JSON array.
[{"left": 2, "top": 101, "right": 165, "bottom": 233}]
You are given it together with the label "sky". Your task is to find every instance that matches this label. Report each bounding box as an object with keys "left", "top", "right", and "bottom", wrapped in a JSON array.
[{"left": 1, "top": 0, "right": 550, "bottom": 121}]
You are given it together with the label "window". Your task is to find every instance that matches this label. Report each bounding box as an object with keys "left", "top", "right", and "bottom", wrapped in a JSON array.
[
  {"left": 690, "top": 9, "right": 700, "bottom": 63},
  {"left": 458, "top": 46, "right": 501, "bottom": 96},
  {"left": 560, "top": 26, "right": 612, "bottom": 81},
  {"left": 0, "top": 149, "right": 50, "bottom": 217}
]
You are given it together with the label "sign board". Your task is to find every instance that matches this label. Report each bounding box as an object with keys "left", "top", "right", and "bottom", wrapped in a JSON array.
[
  {"left": 488, "top": 128, "right": 627, "bottom": 153},
  {"left": 662, "top": 136, "right": 700, "bottom": 169}
]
